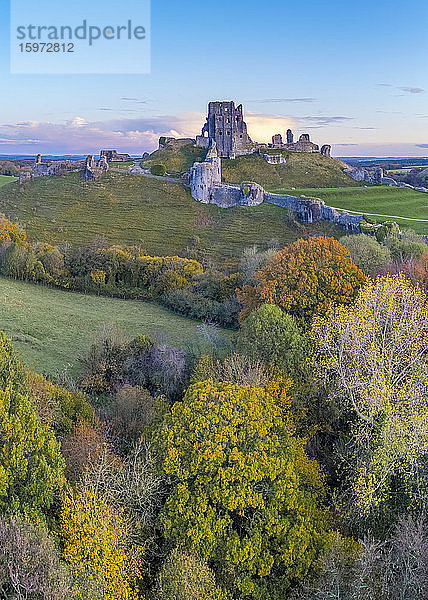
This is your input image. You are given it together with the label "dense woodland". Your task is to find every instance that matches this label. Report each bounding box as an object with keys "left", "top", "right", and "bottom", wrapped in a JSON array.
[{"left": 0, "top": 214, "right": 427, "bottom": 599}]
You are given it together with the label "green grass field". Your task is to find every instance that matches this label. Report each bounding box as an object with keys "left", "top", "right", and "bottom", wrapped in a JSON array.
[
  {"left": 273, "top": 186, "right": 428, "bottom": 233},
  {"left": 0, "top": 276, "right": 227, "bottom": 378},
  {"left": 0, "top": 175, "right": 18, "bottom": 188},
  {"left": 0, "top": 172, "right": 341, "bottom": 267}
]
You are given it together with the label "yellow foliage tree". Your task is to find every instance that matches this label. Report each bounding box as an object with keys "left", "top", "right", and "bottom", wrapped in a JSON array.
[
  {"left": 0, "top": 217, "right": 25, "bottom": 244},
  {"left": 311, "top": 273, "right": 428, "bottom": 518},
  {"left": 60, "top": 489, "right": 141, "bottom": 600},
  {"left": 157, "top": 379, "right": 330, "bottom": 599}
]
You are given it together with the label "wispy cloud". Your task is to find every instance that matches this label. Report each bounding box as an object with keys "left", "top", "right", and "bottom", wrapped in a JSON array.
[
  {"left": 247, "top": 98, "right": 317, "bottom": 104},
  {"left": 398, "top": 86, "right": 424, "bottom": 94},
  {"left": 416, "top": 144, "right": 428, "bottom": 148},
  {"left": 298, "top": 116, "right": 353, "bottom": 127},
  {"left": 378, "top": 83, "right": 425, "bottom": 94},
  {"left": 121, "top": 97, "right": 148, "bottom": 104}
]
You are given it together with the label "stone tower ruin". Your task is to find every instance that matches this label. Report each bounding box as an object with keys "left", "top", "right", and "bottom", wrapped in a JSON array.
[{"left": 196, "top": 101, "right": 252, "bottom": 159}]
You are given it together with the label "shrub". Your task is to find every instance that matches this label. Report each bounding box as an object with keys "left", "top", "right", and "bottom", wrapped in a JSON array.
[{"left": 150, "top": 164, "right": 167, "bottom": 176}]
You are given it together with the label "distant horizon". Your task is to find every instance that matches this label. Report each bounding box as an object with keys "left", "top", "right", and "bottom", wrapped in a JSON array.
[
  {"left": 2, "top": 152, "right": 428, "bottom": 161},
  {"left": 1, "top": 0, "right": 428, "bottom": 157}
]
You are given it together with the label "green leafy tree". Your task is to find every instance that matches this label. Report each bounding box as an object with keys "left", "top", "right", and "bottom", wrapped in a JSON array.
[
  {"left": 0, "top": 386, "right": 65, "bottom": 524},
  {"left": 155, "top": 546, "right": 230, "bottom": 600},
  {"left": 237, "top": 304, "right": 306, "bottom": 377},
  {"left": 340, "top": 234, "right": 391, "bottom": 276},
  {"left": 157, "top": 379, "right": 330, "bottom": 599}
]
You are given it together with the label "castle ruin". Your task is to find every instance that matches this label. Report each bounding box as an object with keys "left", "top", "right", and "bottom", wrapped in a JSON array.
[
  {"left": 190, "top": 141, "right": 361, "bottom": 230},
  {"left": 21, "top": 151, "right": 110, "bottom": 182},
  {"left": 100, "top": 150, "right": 132, "bottom": 162},
  {"left": 196, "top": 101, "right": 253, "bottom": 159}
]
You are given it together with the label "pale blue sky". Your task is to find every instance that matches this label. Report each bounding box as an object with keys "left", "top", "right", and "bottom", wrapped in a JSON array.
[{"left": 1, "top": 0, "right": 428, "bottom": 156}]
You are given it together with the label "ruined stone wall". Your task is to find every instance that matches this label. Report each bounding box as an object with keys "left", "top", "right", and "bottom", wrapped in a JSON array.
[
  {"left": 262, "top": 153, "right": 286, "bottom": 164},
  {"left": 190, "top": 142, "right": 221, "bottom": 203},
  {"left": 28, "top": 154, "right": 108, "bottom": 181},
  {"left": 100, "top": 150, "right": 131, "bottom": 162},
  {"left": 264, "top": 192, "right": 362, "bottom": 230}
]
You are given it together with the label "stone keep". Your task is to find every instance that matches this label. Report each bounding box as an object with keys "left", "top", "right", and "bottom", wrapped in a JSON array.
[{"left": 196, "top": 101, "right": 252, "bottom": 158}]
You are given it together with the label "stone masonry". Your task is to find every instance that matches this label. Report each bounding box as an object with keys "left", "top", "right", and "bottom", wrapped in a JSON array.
[
  {"left": 196, "top": 101, "right": 253, "bottom": 159},
  {"left": 100, "top": 150, "right": 132, "bottom": 162},
  {"left": 24, "top": 152, "right": 110, "bottom": 182}
]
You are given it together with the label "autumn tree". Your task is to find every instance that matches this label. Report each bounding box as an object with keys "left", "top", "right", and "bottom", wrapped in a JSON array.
[
  {"left": 238, "top": 237, "right": 365, "bottom": 323},
  {"left": 311, "top": 274, "right": 428, "bottom": 521},
  {"left": 60, "top": 487, "right": 141, "bottom": 600},
  {"left": 157, "top": 379, "right": 330, "bottom": 599}
]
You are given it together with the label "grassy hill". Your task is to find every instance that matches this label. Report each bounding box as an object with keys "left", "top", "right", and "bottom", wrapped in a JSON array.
[
  {"left": 142, "top": 139, "right": 358, "bottom": 189},
  {"left": 221, "top": 152, "right": 359, "bottom": 189},
  {"left": 0, "top": 175, "right": 18, "bottom": 188},
  {"left": 275, "top": 187, "right": 428, "bottom": 233},
  {"left": 143, "top": 139, "right": 207, "bottom": 175},
  {"left": 0, "top": 276, "right": 228, "bottom": 378},
  {"left": 0, "top": 172, "right": 341, "bottom": 267}
]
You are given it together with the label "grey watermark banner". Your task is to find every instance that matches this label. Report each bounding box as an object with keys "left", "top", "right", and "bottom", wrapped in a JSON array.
[{"left": 10, "top": 0, "right": 150, "bottom": 74}]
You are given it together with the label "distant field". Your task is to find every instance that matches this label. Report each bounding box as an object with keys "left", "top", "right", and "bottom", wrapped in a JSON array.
[
  {"left": 0, "top": 276, "right": 226, "bottom": 378},
  {"left": 0, "top": 172, "right": 341, "bottom": 267},
  {"left": 0, "top": 175, "right": 18, "bottom": 187},
  {"left": 272, "top": 186, "right": 428, "bottom": 233}
]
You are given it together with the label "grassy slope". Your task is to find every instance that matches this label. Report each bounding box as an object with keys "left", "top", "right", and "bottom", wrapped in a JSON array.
[
  {"left": 0, "top": 175, "right": 18, "bottom": 187},
  {"left": 0, "top": 276, "right": 226, "bottom": 378},
  {"left": 143, "top": 139, "right": 207, "bottom": 174},
  {"left": 0, "top": 172, "right": 341, "bottom": 267},
  {"left": 275, "top": 187, "right": 428, "bottom": 233},
  {"left": 143, "top": 139, "right": 359, "bottom": 188},
  {"left": 222, "top": 153, "right": 359, "bottom": 189}
]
